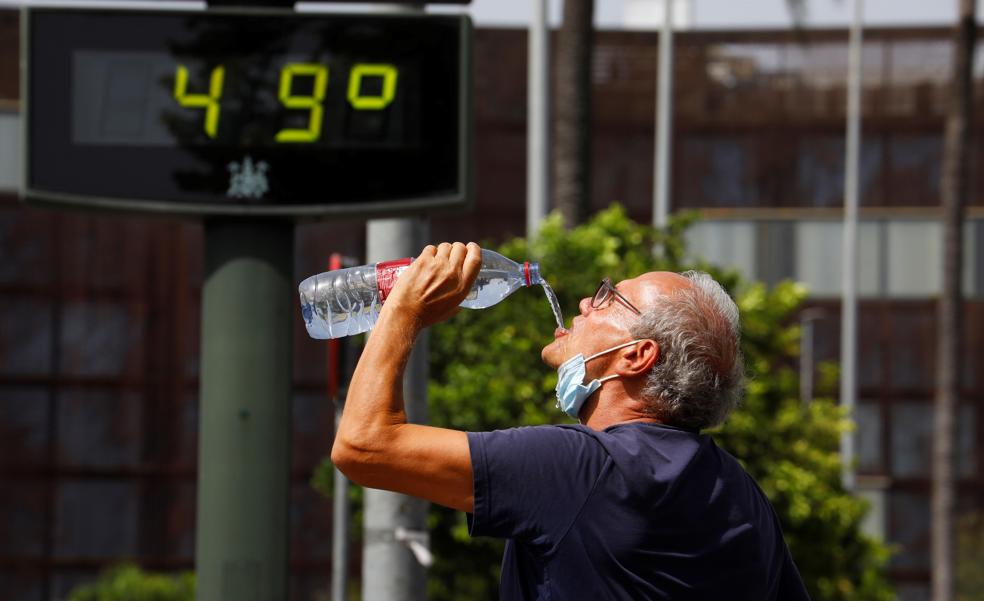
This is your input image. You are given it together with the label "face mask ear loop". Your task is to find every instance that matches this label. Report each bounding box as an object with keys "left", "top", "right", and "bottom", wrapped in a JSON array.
[{"left": 583, "top": 339, "right": 644, "bottom": 364}]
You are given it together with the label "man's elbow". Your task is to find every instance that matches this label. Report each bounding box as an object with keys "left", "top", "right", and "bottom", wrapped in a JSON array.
[
  {"left": 330, "top": 436, "right": 359, "bottom": 478},
  {"left": 330, "top": 434, "right": 381, "bottom": 484}
]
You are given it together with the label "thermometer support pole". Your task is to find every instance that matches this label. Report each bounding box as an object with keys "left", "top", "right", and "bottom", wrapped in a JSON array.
[{"left": 196, "top": 219, "right": 295, "bottom": 601}]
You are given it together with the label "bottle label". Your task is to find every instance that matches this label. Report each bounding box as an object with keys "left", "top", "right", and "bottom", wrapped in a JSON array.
[{"left": 376, "top": 257, "right": 413, "bottom": 302}]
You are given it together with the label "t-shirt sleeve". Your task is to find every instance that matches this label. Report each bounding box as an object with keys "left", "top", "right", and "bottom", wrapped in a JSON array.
[
  {"left": 467, "top": 425, "right": 610, "bottom": 549},
  {"left": 776, "top": 547, "right": 811, "bottom": 600}
]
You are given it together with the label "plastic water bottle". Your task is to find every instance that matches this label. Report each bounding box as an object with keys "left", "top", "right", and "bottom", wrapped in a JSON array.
[{"left": 298, "top": 249, "right": 543, "bottom": 339}]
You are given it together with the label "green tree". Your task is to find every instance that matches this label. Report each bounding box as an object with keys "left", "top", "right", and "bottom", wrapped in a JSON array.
[
  {"left": 67, "top": 564, "right": 194, "bottom": 601},
  {"left": 421, "top": 206, "right": 892, "bottom": 601},
  {"left": 957, "top": 510, "right": 984, "bottom": 601}
]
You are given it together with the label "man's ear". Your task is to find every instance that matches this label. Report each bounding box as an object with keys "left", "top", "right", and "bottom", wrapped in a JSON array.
[{"left": 616, "top": 339, "right": 659, "bottom": 377}]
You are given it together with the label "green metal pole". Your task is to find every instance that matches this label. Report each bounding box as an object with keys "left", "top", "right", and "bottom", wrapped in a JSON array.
[{"left": 196, "top": 220, "right": 294, "bottom": 601}]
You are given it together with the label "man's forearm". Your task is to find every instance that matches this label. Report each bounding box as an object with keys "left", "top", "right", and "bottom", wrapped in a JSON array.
[{"left": 331, "top": 306, "right": 421, "bottom": 463}]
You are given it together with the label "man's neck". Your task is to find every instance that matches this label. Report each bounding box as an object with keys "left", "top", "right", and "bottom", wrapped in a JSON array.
[{"left": 579, "top": 386, "right": 661, "bottom": 430}]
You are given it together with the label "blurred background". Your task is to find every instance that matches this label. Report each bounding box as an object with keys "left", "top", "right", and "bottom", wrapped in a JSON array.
[{"left": 1, "top": 0, "right": 983, "bottom": 600}]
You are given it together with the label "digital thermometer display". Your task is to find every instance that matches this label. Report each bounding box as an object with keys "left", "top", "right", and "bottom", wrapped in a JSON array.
[{"left": 24, "top": 8, "right": 471, "bottom": 216}]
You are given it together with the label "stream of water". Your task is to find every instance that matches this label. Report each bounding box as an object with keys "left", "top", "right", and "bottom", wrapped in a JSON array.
[{"left": 540, "top": 282, "right": 567, "bottom": 332}]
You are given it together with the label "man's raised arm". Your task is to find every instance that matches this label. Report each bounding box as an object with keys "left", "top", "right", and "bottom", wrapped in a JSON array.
[{"left": 330, "top": 242, "right": 483, "bottom": 513}]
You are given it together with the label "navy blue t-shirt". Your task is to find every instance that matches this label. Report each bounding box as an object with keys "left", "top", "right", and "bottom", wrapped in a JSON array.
[{"left": 467, "top": 422, "right": 809, "bottom": 600}]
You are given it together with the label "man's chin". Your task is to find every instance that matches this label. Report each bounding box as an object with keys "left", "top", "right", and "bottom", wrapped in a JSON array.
[{"left": 541, "top": 339, "right": 563, "bottom": 369}]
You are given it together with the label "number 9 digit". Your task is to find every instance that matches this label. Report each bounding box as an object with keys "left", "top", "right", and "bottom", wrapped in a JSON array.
[{"left": 276, "top": 63, "right": 329, "bottom": 143}]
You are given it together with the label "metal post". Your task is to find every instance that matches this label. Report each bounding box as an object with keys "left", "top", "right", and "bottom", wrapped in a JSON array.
[
  {"left": 363, "top": 5, "right": 431, "bottom": 599},
  {"left": 800, "top": 308, "right": 824, "bottom": 406},
  {"left": 527, "top": 0, "right": 550, "bottom": 239},
  {"left": 840, "top": 0, "right": 863, "bottom": 492},
  {"left": 196, "top": 220, "right": 294, "bottom": 601},
  {"left": 653, "top": 0, "right": 674, "bottom": 228},
  {"left": 363, "top": 218, "right": 431, "bottom": 601},
  {"left": 332, "top": 399, "right": 351, "bottom": 601},
  {"left": 800, "top": 319, "right": 814, "bottom": 406},
  {"left": 328, "top": 255, "right": 351, "bottom": 601}
]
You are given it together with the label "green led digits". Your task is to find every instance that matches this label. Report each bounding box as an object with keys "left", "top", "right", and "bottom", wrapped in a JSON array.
[
  {"left": 171, "top": 62, "right": 399, "bottom": 142},
  {"left": 173, "top": 64, "right": 225, "bottom": 138},
  {"left": 347, "top": 64, "right": 399, "bottom": 110},
  {"left": 275, "top": 63, "right": 328, "bottom": 143}
]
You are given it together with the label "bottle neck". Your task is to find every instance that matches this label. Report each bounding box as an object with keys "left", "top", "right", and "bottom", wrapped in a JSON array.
[{"left": 524, "top": 262, "right": 544, "bottom": 287}]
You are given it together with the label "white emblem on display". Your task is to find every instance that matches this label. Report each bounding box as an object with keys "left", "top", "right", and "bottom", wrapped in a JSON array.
[{"left": 226, "top": 156, "right": 270, "bottom": 200}]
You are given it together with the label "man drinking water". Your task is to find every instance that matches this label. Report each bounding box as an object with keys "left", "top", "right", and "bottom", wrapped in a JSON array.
[{"left": 331, "top": 241, "right": 809, "bottom": 600}]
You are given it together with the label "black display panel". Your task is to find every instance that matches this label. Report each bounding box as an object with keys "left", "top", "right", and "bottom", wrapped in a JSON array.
[{"left": 23, "top": 8, "right": 472, "bottom": 217}]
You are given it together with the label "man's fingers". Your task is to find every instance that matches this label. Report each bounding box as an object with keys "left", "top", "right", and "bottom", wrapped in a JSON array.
[
  {"left": 417, "top": 245, "right": 438, "bottom": 264},
  {"left": 435, "top": 242, "right": 452, "bottom": 261},
  {"left": 448, "top": 241, "right": 467, "bottom": 271},
  {"left": 461, "top": 242, "right": 482, "bottom": 289}
]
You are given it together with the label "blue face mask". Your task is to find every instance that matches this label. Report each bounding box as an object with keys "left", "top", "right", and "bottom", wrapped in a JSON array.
[{"left": 555, "top": 340, "right": 644, "bottom": 421}]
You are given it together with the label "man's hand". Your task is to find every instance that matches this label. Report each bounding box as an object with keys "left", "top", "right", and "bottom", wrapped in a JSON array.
[{"left": 384, "top": 241, "right": 483, "bottom": 331}]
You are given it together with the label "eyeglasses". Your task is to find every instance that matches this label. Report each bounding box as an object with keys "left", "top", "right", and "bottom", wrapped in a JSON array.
[{"left": 591, "top": 277, "right": 642, "bottom": 315}]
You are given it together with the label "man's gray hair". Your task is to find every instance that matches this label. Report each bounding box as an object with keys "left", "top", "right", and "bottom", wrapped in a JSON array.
[{"left": 628, "top": 271, "right": 744, "bottom": 430}]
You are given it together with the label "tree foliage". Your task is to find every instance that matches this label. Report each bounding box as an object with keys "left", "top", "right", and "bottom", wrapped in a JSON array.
[
  {"left": 424, "top": 206, "right": 893, "bottom": 601},
  {"left": 957, "top": 511, "right": 984, "bottom": 601},
  {"left": 67, "top": 564, "right": 194, "bottom": 601}
]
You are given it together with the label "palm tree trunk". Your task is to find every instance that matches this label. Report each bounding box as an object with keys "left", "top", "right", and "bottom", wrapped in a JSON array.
[
  {"left": 554, "top": 0, "right": 594, "bottom": 228},
  {"left": 933, "top": 2, "right": 975, "bottom": 600}
]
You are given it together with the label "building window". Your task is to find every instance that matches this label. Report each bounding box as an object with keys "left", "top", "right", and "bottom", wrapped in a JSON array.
[
  {"left": 793, "top": 220, "right": 883, "bottom": 297},
  {"left": 686, "top": 218, "right": 983, "bottom": 299},
  {"left": 890, "top": 402, "right": 976, "bottom": 479},
  {"left": 889, "top": 490, "right": 930, "bottom": 571},
  {"left": 887, "top": 221, "right": 941, "bottom": 297},
  {"left": 0, "top": 112, "right": 19, "bottom": 192},
  {"left": 854, "top": 401, "right": 882, "bottom": 474},
  {"left": 685, "top": 221, "right": 757, "bottom": 278}
]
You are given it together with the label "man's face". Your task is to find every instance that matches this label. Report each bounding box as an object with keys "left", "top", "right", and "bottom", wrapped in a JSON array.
[{"left": 541, "top": 272, "right": 690, "bottom": 370}]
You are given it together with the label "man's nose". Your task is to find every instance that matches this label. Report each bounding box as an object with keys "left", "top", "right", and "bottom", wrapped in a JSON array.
[{"left": 579, "top": 297, "right": 592, "bottom": 315}]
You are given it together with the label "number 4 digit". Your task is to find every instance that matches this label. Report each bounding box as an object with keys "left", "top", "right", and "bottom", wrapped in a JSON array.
[{"left": 173, "top": 64, "right": 225, "bottom": 139}]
